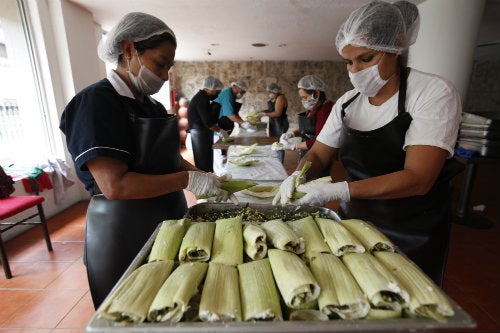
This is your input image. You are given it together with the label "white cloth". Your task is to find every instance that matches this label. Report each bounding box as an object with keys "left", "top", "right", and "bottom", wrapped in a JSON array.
[
  {"left": 317, "top": 68, "right": 461, "bottom": 158},
  {"left": 225, "top": 156, "right": 288, "bottom": 182},
  {"left": 46, "top": 158, "right": 75, "bottom": 204}
]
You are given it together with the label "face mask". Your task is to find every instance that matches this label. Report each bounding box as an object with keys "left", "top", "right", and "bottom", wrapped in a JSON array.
[
  {"left": 128, "top": 50, "right": 165, "bottom": 96},
  {"left": 302, "top": 93, "right": 318, "bottom": 110},
  {"left": 269, "top": 93, "right": 277, "bottom": 100},
  {"left": 236, "top": 92, "right": 243, "bottom": 100},
  {"left": 348, "top": 60, "right": 390, "bottom": 97}
]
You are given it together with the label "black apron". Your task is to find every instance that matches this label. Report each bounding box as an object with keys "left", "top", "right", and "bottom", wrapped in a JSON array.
[
  {"left": 338, "top": 66, "right": 462, "bottom": 285},
  {"left": 267, "top": 97, "right": 289, "bottom": 163},
  {"left": 85, "top": 103, "right": 187, "bottom": 308},
  {"left": 190, "top": 128, "right": 214, "bottom": 172},
  {"left": 298, "top": 110, "right": 317, "bottom": 161}
]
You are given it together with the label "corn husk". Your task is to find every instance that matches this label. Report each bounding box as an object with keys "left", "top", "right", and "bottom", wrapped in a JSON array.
[
  {"left": 366, "top": 308, "right": 403, "bottom": 319},
  {"left": 268, "top": 249, "right": 320, "bottom": 309},
  {"left": 287, "top": 216, "right": 330, "bottom": 256},
  {"left": 308, "top": 252, "right": 369, "bottom": 319},
  {"left": 178, "top": 222, "right": 215, "bottom": 263},
  {"left": 261, "top": 219, "right": 305, "bottom": 255},
  {"left": 243, "top": 222, "right": 267, "bottom": 260},
  {"left": 375, "top": 251, "right": 455, "bottom": 321},
  {"left": 241, "top": 185, "right": 279, "bottom": 198},
  {"left": 98, "top": 260, "right": 174, "bottom": 323},
  {"left": 238, "top": 259, "right": 283, "bottom": 321},
  {"left": 211, "top": 216, "right": 243, "bottom": 266},
  {"left": 148, "top": 262, "right": 208, "bottom": 322},
  {"left": 230, "top": 143, "right": 258, "bottom": 156},
  {"left": 315, "top": 217, "right": 365, "bottom": 256},
  {"left": 342, "top": 253, "right": 409, "bottom": 312},
  {"left": 221, "top": 180, "right": 257, "bottom": 193},
  {"left": 340, "top": 219, "right": 395, "bottom": 252},
  {"left": 148, "top": 219, "right": 190, "bottom": 262},
  {"left": 199, "top": 262, "right": 242, "bottom": 322}
]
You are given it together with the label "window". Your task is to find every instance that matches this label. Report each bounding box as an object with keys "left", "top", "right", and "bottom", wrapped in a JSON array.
[{"left": 0, "top": 0, "right": 53, "bottom": 166}]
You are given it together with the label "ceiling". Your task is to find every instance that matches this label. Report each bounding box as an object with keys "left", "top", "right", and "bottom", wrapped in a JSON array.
[{"left": 68, "top": 0, "right": 499, "bottom": 62}]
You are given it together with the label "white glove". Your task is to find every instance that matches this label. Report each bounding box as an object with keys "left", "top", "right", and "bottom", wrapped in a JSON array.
[
  {"left": 272, "top": 171, "right": 305, "bottom": 206},
  {"left": 279, "top": 138, "right": 296, "bottom": 150},
  {"left": 186, "top": 171, "right": 228, "bottom": 202},
  {"left": 279, "top": 132, "right": 294, "bottom": 141},
  {"left": 241, "top": 121, "right": 251, "bottom": 129},
  {"left": 218, "top": 129, "right": 229, "bottom": 139},
  {"left": 295, "top": 181, "right": 350, "bottom": 206},
  {"left": 258, "top": 112, "right": 267, "bottom": 117}
]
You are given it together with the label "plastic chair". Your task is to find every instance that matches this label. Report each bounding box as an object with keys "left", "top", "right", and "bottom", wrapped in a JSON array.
[{"left": 0, "top": 194, "right": 53, "bottom": 278}]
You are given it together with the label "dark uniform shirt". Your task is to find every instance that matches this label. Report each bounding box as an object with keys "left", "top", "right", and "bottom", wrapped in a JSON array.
[
  {"left": 187, "top": 89, "right": 218, "bottom": 130},
  {"left": 59, "top": 76, "right": 168, "bottom": 194}
]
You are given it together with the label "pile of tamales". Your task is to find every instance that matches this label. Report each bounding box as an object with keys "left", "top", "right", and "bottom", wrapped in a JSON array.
[{"left": 97, "top": 214, "right": 455, "bottom": 325}]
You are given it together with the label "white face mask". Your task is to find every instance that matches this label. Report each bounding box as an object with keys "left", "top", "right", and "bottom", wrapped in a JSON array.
[
  {"left": 236, "top": 92, "right": 243, "bottom": 100},
  {"left": 128, "top": 50, "right": 165, "bottom": 96},
  {"left": 268, "top": 93, "right": 277, "bottom": 100},
  {"left": 302, "top": 93, "right": 318, "bottom": 110},
  {"left": 348, "top": 62, "right": 389, "bottom": 97}
]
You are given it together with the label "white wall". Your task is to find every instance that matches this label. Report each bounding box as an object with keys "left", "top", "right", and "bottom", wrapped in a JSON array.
[
  {"left": 409, "top": 0, "right": 486, "bottom": 102},
  {"left": 4, "top": 0, "right": 106, "bottom": 241}
]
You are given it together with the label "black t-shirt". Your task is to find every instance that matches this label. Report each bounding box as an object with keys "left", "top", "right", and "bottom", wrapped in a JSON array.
[
  {"left": 187, "top": 89, "right": 218, "bottom": 131},
  {"left": 59, "top": 78, "right": 168, "bottom": 193}
]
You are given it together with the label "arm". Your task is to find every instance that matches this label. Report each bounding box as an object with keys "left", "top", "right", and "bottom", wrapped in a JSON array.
[
  {"left": 227, "top": 114, "right": 245, "bottom": 124},
  {"left": 348, "top": 145, "right": 447, "bottom": 199},
  {"left": 87, "top": 157, "right": 189, "bottom": 200},
  {"left": 297, "top": 141, "right": 337, "bottom": 180}
]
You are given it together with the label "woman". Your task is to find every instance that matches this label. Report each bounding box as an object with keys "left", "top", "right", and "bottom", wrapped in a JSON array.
[
  {"left": 188, "top": 76, "right": 227, "bottom": 172},
  {"left": 264, "top": 83, "right": 289, "bottom": 163},
  {"left": 273, "top": 1, "right": 462, "bottom": 285},
  {"left": 60, "top": 12, "right": 227, "bottom": 308},
  {"left": 291, "top": 75, "right": 334, "bottom": 160}
]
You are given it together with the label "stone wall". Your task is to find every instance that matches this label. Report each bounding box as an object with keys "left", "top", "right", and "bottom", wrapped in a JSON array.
[
  {"left": 172, "top": 59, "right": 500, "bottom": 130},
  {"left": 172, "top": 61, "right": 351, "bottom": 131},
  {"left": 464, "top": 60, "right": 500, "bottom": 116}
]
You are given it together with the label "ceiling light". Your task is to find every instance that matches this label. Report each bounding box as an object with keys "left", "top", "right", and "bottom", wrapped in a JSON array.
[{"left": 251, "top": 43, "right": 268, "bottom": 47}]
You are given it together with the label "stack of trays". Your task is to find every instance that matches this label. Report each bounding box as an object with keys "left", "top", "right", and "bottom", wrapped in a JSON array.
[{"left": 457, "top": 112, "right": 500, "bottom": 157}]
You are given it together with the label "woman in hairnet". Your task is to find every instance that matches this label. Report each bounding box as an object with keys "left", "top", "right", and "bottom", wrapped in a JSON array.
[
  {"left": 60, "top": 12, "right": 228, "bottom": 308},
  {"left": 273, "top": 1, "right": 463, "bottom": 285},
  {"left": 188, "top": 76, "right": 226, "bottom": 172},
  {"left": 279, "top": 75, "right": 334, "bottom": 161},
  {"left": 264, "top": 82, "right": 289, "bottom": 163}
]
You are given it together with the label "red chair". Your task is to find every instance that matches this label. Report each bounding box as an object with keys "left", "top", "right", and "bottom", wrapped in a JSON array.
[{"left": 0, "top": 195, "right": 53, "bottom": 278}]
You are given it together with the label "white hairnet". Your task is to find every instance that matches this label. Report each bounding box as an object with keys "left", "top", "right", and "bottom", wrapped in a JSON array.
[
  {"left": 202, "top": 76, "right": 224, "bottom": 90},
  {"left": 98, "top": 12, "right": 176, "bottom": 63},
  {"left": 231, "top": 81, "right": 248, "bottom": 92},
  {"left": 266, "top": 83, "right": 281, "bottom": 93},
  {"left": 336, "top": 1, "right": 419, "bottom": 56},
  {"left": 393, "top": 1, "right": 420, "bottom": 47},
  {"left": 297, "top": 75, "right": 327, "bottom": 92}
]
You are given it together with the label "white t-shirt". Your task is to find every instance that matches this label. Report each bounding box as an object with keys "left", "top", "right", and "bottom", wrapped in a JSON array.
[{"left": 317, "top": 68, "right": 462, "bottom": 158}]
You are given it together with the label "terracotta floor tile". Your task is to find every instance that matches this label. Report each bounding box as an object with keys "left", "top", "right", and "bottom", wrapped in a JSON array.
[
  {"left": 56, "top": 292, "right": 94, "bottom": 329},
  {"left": 46, "top": 258, "right": 88, "bottom": 290},
  {"left": 0, "top": 330, "right": 51, "bottom": 333},
  {"left": 2, "top": 289, "right": 87, "bottom": 329},
  {"left": 0, "top": 261, "right": 72, "bottom": 289},
  {"left": 51, "top": 329, "right": 86, "bottom": 333},
  {"left": 47, "top": 225, "right": 85, "bottom": 242},
  {"left": 0, "top": 289, "right": 39, "bottom": 325},
  {"left": 7, "top": 241, "right": 84, "bottom": 263}
]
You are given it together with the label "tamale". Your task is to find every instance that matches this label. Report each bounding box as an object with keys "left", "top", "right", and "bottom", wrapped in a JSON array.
[
  {"left": 341, "top": 219, "right": 395, "bottom": 252},
  {"left": 287, "top": 216, "right": 330, "bottom": 256},
  {"left": 261, "top": 219, "right": 305, "bottom": 254},
  {"left": 315, "top": 217, "right": 365, "bottom": 256},
  {"left": 211, "top": 215, "right": 243, "bottom": 266},
  {"left": 148, "top": 219, "right": 189, "bottom": 262},
  {"left": 178, "top": 222, "right": 215, "bottom": 263},
  {"left": 243, "top": 222, "right": 267, "bottom": 260}
]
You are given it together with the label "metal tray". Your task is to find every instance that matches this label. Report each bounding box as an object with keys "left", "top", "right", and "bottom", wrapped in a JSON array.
[
  {"left": 458, "top": 138, "right": 500, "bottom": 157},
  {"left": 462, "top": 112, "right": 500, "bottom": 126},
  {"left": 86, "top": 203, "right": 476, "bottom": 333},
  {"left": 459, "top": 128, "right": 500, "bottom": 140}
]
